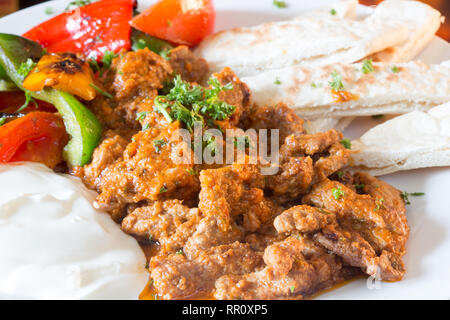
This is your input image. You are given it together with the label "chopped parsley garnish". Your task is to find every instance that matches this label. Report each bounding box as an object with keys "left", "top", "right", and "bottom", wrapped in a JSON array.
[
  {"left": 153, "top": 75, "right": 235, "bottom": 132},
  {"left": 332, "top": 186, "right": 345, "bottom": 200},
  {"left": 136, "top": 111, "right": 150, "bottom": 121},
  {"left": 289, "top": 286, "right": 295, "bottom": 293},
  {"left": 65, "top": 0, "right": 91, "bottom": 11},
  {"left": 330, "top": 8, "right": 337, "bottom": 15},
  {"left": 45, "top": 7, "right": 54, "bottom": 15},
  {"left": 89, "top": 51, "right": 118, "bottom": 76},
  {"left": 160, "top": 48, "right": 172, "bottom": 61},
  {"left": 340, "top": 138, "right": 351, "bottom": 149},
  {"left": 153, "top": 139, "right": 166, "bottom": 153},
  {"left": 274, "top": 78, "right": 282, "bottom": 85},
  {"left": 18, "top": 59, "right": 37, "bottom": 79},
  {"left": 401, "top": 191, "right": 425, "bottom": 205},
  {"left": 89, "top": 83, "right": 113, "bottom": 99},
  {"left": 176, "top": 250, "right": 183, "bottom": 255},
  {"left": 234, "top": 136, "right": 251, "bottom": 149},
  {"left": 311, "top": 82, "right": 317, "bottom": 88},
  {"left": 187, "top": 168, "right": 198, "bottom": 176},
  {"left": 361, "top": 59, "right": 374, "bottom": 74},
  {"left": 354, "top": 183, "right": 365, "bottom": 190},
  {"left": 17, "top": 91, "right": 38, "bottom": 112},
  {"left": 88, "top": 59, "right": 100, "bottom": 73},
  {"left": 101, "top": 51, "right": 118, "bottom": 71},
  {"left": 337, "top": 171, "right": 344, "bottom": 179},
  {"left": 391, "top": 66, "right": 399, "bottom": 74},
  {"left": 142, "top": 123, "right": 150, "bottom": 131},
  {"left": 375, "top": 198, "right": 385, "bottom": 211},
  {"left": 204, "top": 135, "right": 218, "bottom": 156},
  {"left": 167, "top": 20, "right": 172, "bottom": 26},
  {"left": 159, "top": 186, "right": 168, "bottom": 193},
  {"left": 329, "top": 70, "right": 344, "bottom": 91},
  {"left": 273, "top": 0, "right": 288, "bottom": 9},
  {"left": 372, "top": 114, "right": 384, "bottom": 119}
]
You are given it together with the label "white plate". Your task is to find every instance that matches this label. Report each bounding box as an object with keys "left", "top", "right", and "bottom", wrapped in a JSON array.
[{"left": 0, "top": 0, "right": 449, "bottom": 300}]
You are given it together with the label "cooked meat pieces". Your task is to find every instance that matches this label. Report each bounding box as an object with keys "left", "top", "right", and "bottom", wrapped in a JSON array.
[
  {"left": 299, "top": 177, "right": 409, "bottom": 280},
  {"left": 274, "top": 205, "right": 336, "bottom": 233},
  {"left": 265, "top": 129, "right": 350, "bottom": 200},
  {"left": 267, "top": 156, "right": 314, "bottom": 200},
  {"left": 303, "top": 179, "right": 409, "bottom": 255},
  {"left": 93, "top": 120, "right": 199, "bottom": 221},
  {"left": 86, "top": 48, "right": 173, "bottom": 131},
  {"left": 112, "top": 48, "right": 172, "bottom": 101},
  {"left": 82, "top": 130, "right": 128, "bottom": 190},
  {"left": 214, "top": 236, "right": 351, "bottom": 300},
  {"left": 111, "top": 48, "right": 173, "bottom": 127},
  {"left": 314, "top": 225, "right": 405, "bottom": 281},
  {"left": 121, "top": 200, "right": 203, "bottom": 253},
  {"left": 78, "top": 48, "right": 410, "bottom": 299},
  {"left": 169, "top": 46, "right": 209, "bottom": 84},
  {"left": 353, "top": 172, "right": 409, "bottom": 238},
  {"left": 198, "top": 163, "right": 278, "bottom": 232},
  {"left": 150, "top": 241, "right": 262, "bottom": 300},
  {"left": 212, "top": 67, "right": 251, "bottom": 126},
  {"left": 241, "top": 103, "right": 305, "bottom": 142}
]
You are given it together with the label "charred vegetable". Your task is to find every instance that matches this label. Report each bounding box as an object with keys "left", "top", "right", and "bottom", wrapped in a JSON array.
[
  {"left": 0, "top": 33, "right": 102, "bottom": 167},
  {"left": 23, "top": 0, "right": 134, "bottom": 61},
  {"left": 23, "top": 53, "right": 97, "bottom": 101}
]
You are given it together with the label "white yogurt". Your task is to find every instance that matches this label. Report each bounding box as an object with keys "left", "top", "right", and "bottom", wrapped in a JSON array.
[{"left": 0, "top": 163, "right": 148, "bottom": 299}]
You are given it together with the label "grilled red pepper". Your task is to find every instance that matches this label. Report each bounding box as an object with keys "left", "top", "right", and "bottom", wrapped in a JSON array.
[
  {"left": 23, "top": 0, "right": 135, "bottom": 60},
  {"left": 0, "top": 112, "right": 68, "bottom": 168}
]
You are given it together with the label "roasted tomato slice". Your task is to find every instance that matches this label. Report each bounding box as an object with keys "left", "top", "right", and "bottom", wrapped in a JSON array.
[
  {"left": 0, "top": 112, "right": 68, "bottom": 168},
  {"left": 131, "top": 0, "right": 215, "bottom": 47},
  {"left": 23, "top": 0, "right": 135, "bottom": 60}
]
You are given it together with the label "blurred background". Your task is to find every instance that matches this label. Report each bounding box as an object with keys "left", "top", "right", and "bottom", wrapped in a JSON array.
[{"left": 0, "top": 0, "right": 449, "bottom": 40}]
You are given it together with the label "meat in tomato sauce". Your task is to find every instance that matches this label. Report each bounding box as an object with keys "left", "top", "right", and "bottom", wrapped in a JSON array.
[{"left": 75, "top": 46, "right": 409, "bottom": 300}]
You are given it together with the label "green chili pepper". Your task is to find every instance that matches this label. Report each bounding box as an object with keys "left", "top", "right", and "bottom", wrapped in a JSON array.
[{"left": 0, "top": 33, "right": 102, "bottom": 167}]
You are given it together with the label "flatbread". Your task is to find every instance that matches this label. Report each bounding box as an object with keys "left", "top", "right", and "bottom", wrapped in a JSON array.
[
  {"left": 304, "top": 117, "right": 354, "bottom": 134},
  {"left": 367, "top": 0, "right": 443, "bottom": 63},
  {"left": 350, "top": 102, "right": 450, "bottom": 176},
  {"left": 302, "top": 0, "right": 358, "bottom": 20},
  {"left": 242, "top": 60, "right": 450, "bottom": 119},
  {"left": 195, "top": 1, "right": 408, "bottom": 77}
]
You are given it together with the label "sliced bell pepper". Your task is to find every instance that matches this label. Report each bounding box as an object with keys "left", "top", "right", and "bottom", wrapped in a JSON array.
[
  {"left": 23, "top": 0, "right": 135, "bottom": 60},
  {"left": 0, "top": 111, "right": 68, "bottom": 169},
  {"left": 131, "top": 0, "right": 215, "bottom": 47},
  {"left": 0, "top": 33, "right": 102, "bottom": 167},
  {"left": 0, "top": 63, "right": 17, "bottom": 91},
  {"left": 23, "top": 53, "right": 97, "bottom": 101},
  {"left": 131, "top": 28, "right": 174, "bottom": 55}
]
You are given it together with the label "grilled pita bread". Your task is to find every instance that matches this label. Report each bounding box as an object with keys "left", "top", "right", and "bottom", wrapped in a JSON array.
[
  {"left": 304, "top": 117, "right": 354, "bottom": 134},
  {"left": 303, "top": 0, "right": 358, "bottom": 19},
  {"left": 195, "top": 1, "right": 409, "bottom": 77},
  {"left": 367, "top": 0, "right": 443, "bottom": 63},
  {"left": 350, "top": 102, "right": 450, "bottom": 176},
  {"left": 242, "top": 60, "right": 450, "bottom": 119}
]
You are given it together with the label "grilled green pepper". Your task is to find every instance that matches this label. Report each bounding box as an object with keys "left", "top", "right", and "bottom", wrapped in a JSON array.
[
  {"left": 0, "top": 33, "right": 102, "bottom": 167},
  {"left": 0, "top": 63, "right": 17, "bottom": 91},
  {"left": 131, "top": 28, "right": 174, "bottom": 56}
]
